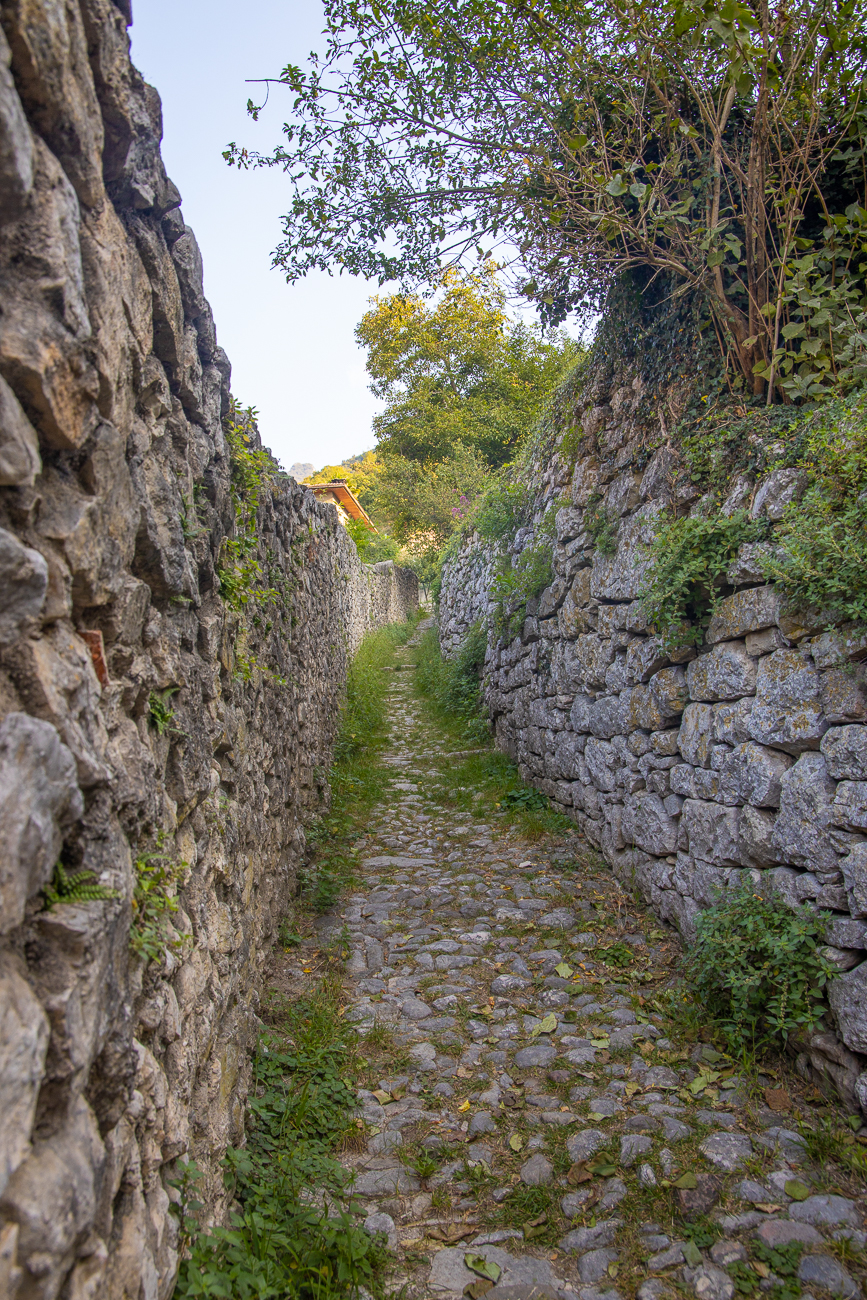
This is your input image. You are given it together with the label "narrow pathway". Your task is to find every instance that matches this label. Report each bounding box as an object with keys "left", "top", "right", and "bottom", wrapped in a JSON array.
[{"left": 307, "top": 622, "right": 865, "bottom": 1300}]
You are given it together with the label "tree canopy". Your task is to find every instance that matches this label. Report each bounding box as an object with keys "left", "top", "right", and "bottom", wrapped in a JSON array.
[
  {"left": 357, "top": 264, "right": 574, "bottom": 467},
  {"left": 228, "top": 0, "right": 867, "bottom": 401}
]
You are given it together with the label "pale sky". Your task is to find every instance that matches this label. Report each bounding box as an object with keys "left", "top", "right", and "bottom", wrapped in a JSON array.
[{"left": 130, "top": 0, "right": 383, "bottom": 471}]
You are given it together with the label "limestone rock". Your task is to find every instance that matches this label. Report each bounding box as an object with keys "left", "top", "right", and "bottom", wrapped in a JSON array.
[
  {"left": 828, "top": 959, "right": 867, "bottom": 1053},
  {"left": 718, "top": 742, "right": 792, "bottom": 808},
  {"left": 0, "top": 373, "right": 40, "bottom": 485},
  {"left": 706, "top": 587, "right": 779, "bottom": 645},
  {"left": 822, "top": 725, "right": 867, "bottom": 781},
  {"left": 687, "top": 642, "right": 757, "bottom": 702},
  {"left": 622, "top": 793, "right": 679, "bottom": 856},
  {"left": 748, "top": 649, "right": 827, "bottom": 753},
  {"left": 840, "top": 844, "right": 867, "bottom": 918},
  {"left": 750, "top": 467, "right": 807, "bottom": 520},
  {"left": 0, "top": 967, "right": 49, "bottom": 1196},
  {"left": 680, "top": 800, "right": 741, "bottom": 867},
  {"left": 0, "top": 713, "right": 83, "bottom": 933},
  {"left": 679, "top": 703, "right": 714, "bottom": 767},
  {"left": 0, "top": 527, "right": 48, "bottom": 647},
  {"left": 772, "top": 753, "right": 839, "bottom": 870},
  {"left": 591, "top": 503, "right": 661, "bottom": 601}
]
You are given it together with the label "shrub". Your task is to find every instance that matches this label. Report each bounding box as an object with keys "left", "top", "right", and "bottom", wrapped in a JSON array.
[
  {"left": 472, "top": 482, "right": 529, "bottom": 542},
  {"left": 490, "top": 539, "right": 554, "bottom": 639},
  {"left": 584, "top": 492, "right": 619, "bottom": 556},
  {"left": 639, "top": 510, "right": 767, "bottom": 650},
  {"left": 683, "top": 886, "right": 837, "bottom": 1058},
  {"left": 415, "top": 622, "right": 489, "bottom": 742}
]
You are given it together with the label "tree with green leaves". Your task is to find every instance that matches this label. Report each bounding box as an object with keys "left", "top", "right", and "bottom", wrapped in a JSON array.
[
  {"left": 227, "top": 0, "right": 867, "bottom": 402},
  {"left": 357, "top": 263, "right": 574, "bottom": 467}
]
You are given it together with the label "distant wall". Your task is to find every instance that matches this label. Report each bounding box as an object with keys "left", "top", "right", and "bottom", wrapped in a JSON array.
[
  {"left": 439, "top": 364, "right": 867, "bottom": 1119},
  {"left": 0, "top": 3, "right": 416, "bottom": 1297}
]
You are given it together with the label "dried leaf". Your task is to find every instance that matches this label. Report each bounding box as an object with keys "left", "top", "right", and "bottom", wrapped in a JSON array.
[
  {"left": 464, "top": 1254, "right": 502, "bottom": 1283},
  {"left": 753, "top": 1262, "right": 770, "bottom": 1278},
  {"left": 458, "top": 1099, "right": 471, "bottom": 1112},
  {"left": 588, "top": 1112, "right": 607, "bottom": 1122},
  {"left": 456, "top": 1067, "right": 473, "bottom": 1078},
  {"left": 755, "top": 1203, "right": 784, "bottom": 1213},
  {"left": 567, "top": 1160, "right": 592, "bottom": 1185},
  {"left": 764, "top": 1087, "right": 791, "bottom": 1113},
  {"left": 674, "top": 1171, "right": 697, "bottom": 1189},
  {"left": 464, "top": 1282, "right": 494, "bottom": 1299},
  {"left": 531, "top": 1013, "right": 558, "bottom": 1038},
  {"left": 624, "top": 1082, "right": 642, "bottom": 1097},
  {"left": 509, "top": 1134, "right": 525, "bottom": 1152},
  {"left": 372, "top": 1089, "right": 391, "bottom": 1103},
  {"left": 596, "top": 1049, "right": 610, "bottom": 1063},
  {"left": 429, "top": 1224, "right": 476, "bottom": 1244},
  {"left": 608, "top": 1262, "right": 620, "bottom": 1278}
]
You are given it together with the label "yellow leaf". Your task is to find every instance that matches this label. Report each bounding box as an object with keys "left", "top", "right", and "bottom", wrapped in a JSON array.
[
  {"left": 509, "top": 1134, "right": 524, "bottom": 1151},
  {"left": 458, "top": 1099, "right": 471, "bottom": 1112}
]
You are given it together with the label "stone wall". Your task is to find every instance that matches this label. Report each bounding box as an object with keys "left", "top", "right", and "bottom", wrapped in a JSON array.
[
  {"left": 439, "top": 363, "right": 867, "bottom": 1119},
  {"left": 0, "top": 4, "right": 416, "bottom": 1297}
]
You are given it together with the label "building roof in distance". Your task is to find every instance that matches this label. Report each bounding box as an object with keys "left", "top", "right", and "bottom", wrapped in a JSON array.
[{"left": 307, "top": 480, "right": 378, "bottom": 532}]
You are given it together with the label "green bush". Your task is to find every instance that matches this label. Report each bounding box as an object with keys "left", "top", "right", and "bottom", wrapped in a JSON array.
[
  {"left": 490, "top": 539, "right": 554, "bottom": 639},
  {"left": 472, "top": 482, "right": 529, "bottom": 542},
  {"left": 415, "top": 623, "right": 489, "bottom": 742},
  {"left": 640, "top": 510, "right": 768, "bottom": 650},
  {"left": 584, "top": 492, "right": 619, "bottom": 556},
  {"left": 683, "top": 886, "right": 837, "bottom": 1058},
  {"left": 174, "top": 986, "right": 388, "bottom": 1300}
]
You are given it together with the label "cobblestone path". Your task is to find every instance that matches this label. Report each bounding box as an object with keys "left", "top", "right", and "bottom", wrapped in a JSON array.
[{"left": 299, "top": 624, "right": 866, "bottom": 1300}]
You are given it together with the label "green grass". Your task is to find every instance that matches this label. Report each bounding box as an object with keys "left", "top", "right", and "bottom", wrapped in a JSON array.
[{"left": 173, "top": 975, "right": 389, "bottom": 1300}]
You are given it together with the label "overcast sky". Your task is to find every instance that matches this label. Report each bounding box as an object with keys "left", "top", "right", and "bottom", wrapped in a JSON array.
[{"left": 130, "top": 0, "right": 383, "bottom": 472}]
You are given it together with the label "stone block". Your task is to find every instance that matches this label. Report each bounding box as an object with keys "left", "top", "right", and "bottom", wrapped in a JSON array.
[
  {"left": 718, "top": 742, "right": 793, "bottom": 808},
  {"left": 822, "top": 726, "right": 867, "bottom": 781},
  {"left": 679, "top": 703, "right": 714, "bottom": 767},
  {"left": 772, "top": 753, "right": 839, "bottom": 870},
  {"left": 840, "top": 844, "right": 867, "bottom": 918},
  {"left": 707, "top": 586, "right": 780, "bottom": 644},
  {"left": 0, "top": 528, "right": 48, "bottom": 647},
  {"left": 727, "top": 542, "right": 776, "bottom": 585},
  {"left": 688, "top": 642, "right": 757, "bottom": 702},
  {"left": 832, "top": 781, "right": 867, "bottom": 832},
  {"left": 625, "top": 683, "right": 669, "bottom": 731},
  {"left": 0, "top": 967, "right": 49, "bottom": 1197},
  {"left": 626, "top": 636, "right": 669, "bottom": 683},
  {"left": 558, "top": 568, "right": 594, "bottom": 638},
  {"left": 748, "top": 649, "right": 828, "bottom": 753},
  {"left": 680, "top": 800, "right": 741, "bottom": 866},
  {"left": 591, "top": 503, "right": 661, "bottom": 601},
  {"left": 0, "top": 374, "right": 40, "bottom": 486},
  {"left": 750, "top": 467, "right": 807, "bottom": 520},
  {"left": 828, "top": 959, "right": 867, "bottom": 1053},
  {"left": 588, "top": 694, "right": 624, "bottom": 738},
  {"left": 0, "top": 713, "right": 83, "bottom": 934},
  {"left": 808, "top": 624, "right": 867, "bottom": 669},
  {"left": 712, "top": 698, "right": 754, "bottom": 746},
  {"left": 585, "top": 738, "right": 617, "bottom": 792},
  {"left": 819, "top": 665, "right": 867, "bottom": 724},
  {"left": 650, "top": 666, "right": 689, "bottom": 719},
  {"left": 670, "top": 765, "right": 696, "bottom": 798},
  {"left": 622, "top": 793, "right": 680, "bottom": 856}
]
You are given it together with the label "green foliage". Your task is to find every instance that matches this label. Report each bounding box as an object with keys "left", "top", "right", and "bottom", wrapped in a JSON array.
[
  {"left": 343, "top": 518, "right": 399, "bottom": 563},
  {"left": 42, "top": 863, "right": 118, "bottom": 908},
  {"left": 230, "top": 0, "right": 867, "bottom": 398},
  {"left": 762, "top": 394, "right": 867, "bottom": 625},
  {"left": 472, "top": 482, "right": 529, "bottom": 543},
  {"left": 333, "top": 621, "right": 417, "bottom": 763},
  {"left": 683, "top": 886, "right": 838, "bottom": 1058},
  {"left": 498, "top": 787, "right": 548, "bottom": 812},
  {"left": 584, "top": 492, "right": 619, "bottom": 556},
  {"left": 640, "top": 510, "right": 768, "bottom": 650},
  {"left": 174, "top": 991, "right": 388, "bottom": 1300},
  {"left": 414, "top": 623, "right": 489, "bottom": 743},
  {"left": 490, "top": 539, "right": 554, "bottom": 639},
  {"left": 797, "top": 1115, "right": 867, "bottom": 1180},
  {"left": 357, "top": 265, "right": 574, "bottom": 469},
  {"left": 131, "top": 850, "right": 183, "bottom": 965},
  {"left": 148, "top": 686, "right": 180, "bottom": 737}
]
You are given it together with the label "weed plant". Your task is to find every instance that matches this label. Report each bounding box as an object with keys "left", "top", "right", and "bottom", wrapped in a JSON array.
[
  {"left": 682, "top": 886, "right": 837, "bottom": 1058},
  {"left": 174, "top": 977, "right": 388, "bottom": 1300},
  {"left": 414, "top": 623, "right": 489, "bottom": 742}
]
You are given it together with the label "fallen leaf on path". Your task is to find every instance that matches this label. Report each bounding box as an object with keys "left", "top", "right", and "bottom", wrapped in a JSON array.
[
  {"left": 456, "top": 1067, "right": 473, "bottom": 1078},
  {"left": 458, "top": 1100, "right": 471, "bottom": 1112},
  {"left": 372, "top": 1090, "right": 391, "bottom": 1103},
  {"left": 674, "top": 1171, "right": 697, "bottom": 1189},
  {"left": 464, "top": 1282, "right": 494, "bottom": 1299},
  {"left": 624, "top": 1082, "right": 642, "bottom": 1098},
  {"left": 567, "top": 1161, "right": 592, "bottom": 1185},
  {"left": 590, "top": 1038, "right": 610, "bottom": 1049},
  {"left": 464, "top": 1254, "right": 501, "bottom": 1283},
  {"left": 755, "top": 1203, "right": 783, "bottom": 1213},
  {"left": 531, "top": 1013, "right": 558, "bottom": 1038},
  {"left": 427, "top": 1224, "right": 475, "bottom": 1244},
  {"left": 785, "top": 1180, "right": 811, "bottom": 1201},
  {"left": 554, "top": 962, "right": 573, "bottom": 978},
  {"left": 509, "top": 1134, "right": 524, "bottom": 1152},
  {"left": 764, "top": 1087, "right": 791, "bottom": 1112}
]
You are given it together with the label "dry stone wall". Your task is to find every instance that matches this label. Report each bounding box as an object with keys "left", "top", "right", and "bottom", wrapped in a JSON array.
[
  {"left": 0, "top": 4, "right": 416, "bottom": 1298},
  {"left": 439, "top": 363, "right": 867, "bottom": 1120}
]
